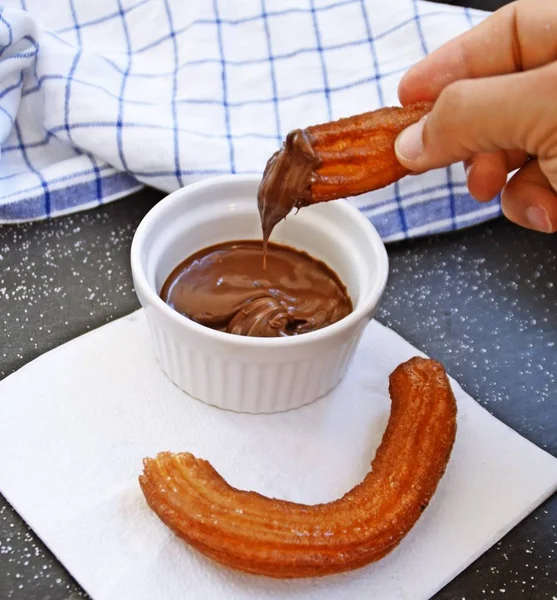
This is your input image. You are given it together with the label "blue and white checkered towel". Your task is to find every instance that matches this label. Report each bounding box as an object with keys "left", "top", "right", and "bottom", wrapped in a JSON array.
[{"left": 0, "top": 0, "right": 500, "bottom": 241}]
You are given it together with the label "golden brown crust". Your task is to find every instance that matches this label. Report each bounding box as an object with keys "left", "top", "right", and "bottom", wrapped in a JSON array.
[
  {"left": 307, "top": 102, "right": 433, "bottom": 203},
  {"left": 139, "top": 357, "right": 457, "bottom": 578}
]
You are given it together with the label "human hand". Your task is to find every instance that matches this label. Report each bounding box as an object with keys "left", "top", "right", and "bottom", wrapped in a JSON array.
[{"left": 395, "top": 0, "right": 557, "bottom": 233}]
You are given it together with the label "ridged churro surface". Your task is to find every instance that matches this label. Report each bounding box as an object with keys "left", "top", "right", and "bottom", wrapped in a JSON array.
[
  {"left": 257, "top": 102, "right": 432, "bottom": 241},
  {"left": 308, "top": 102, "right": 432, "bottom": 202},
  {"left": 139, "top": 357, "right": 457, "bottom": 578}
]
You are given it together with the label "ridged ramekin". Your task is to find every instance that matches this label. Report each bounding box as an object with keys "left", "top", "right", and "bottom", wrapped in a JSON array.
[{"left": 130, "top": 175, "right": 388, "bottom": 413}]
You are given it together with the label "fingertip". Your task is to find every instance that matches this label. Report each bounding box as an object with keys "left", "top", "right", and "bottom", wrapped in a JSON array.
[
  {"left": 501, "top": 161, "right": 557, "bottom": 233},
  {"left": 465, "top": 153, "right": 508, "bottom": 202},
  {"left": 524, "top": 206, "right": 555, "bottom": 233},
  {"left": 397, "top": 68, "right": 435, "bottom": 106},
  {"left": 398, "top": 53, "right": 461, "bottom": 107},
  {"left": 397, "top": 71, "right": 415, "bottom": 106},
  {"left": 502, "top": 200, "right": 556, "bottom": 233}
]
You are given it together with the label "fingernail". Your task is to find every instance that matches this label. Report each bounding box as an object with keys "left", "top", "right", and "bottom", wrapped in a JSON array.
[
  {"left": 525, "top": 205, "right": 553, "bottom": 233},
  {"left": 395, "top": 116, "right": 427, "bottom": 162}
]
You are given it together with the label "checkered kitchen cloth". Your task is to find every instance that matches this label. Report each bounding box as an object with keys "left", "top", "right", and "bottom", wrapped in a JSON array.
[{"left": 0, "top": 0, "right": 500, "bottom": 241}]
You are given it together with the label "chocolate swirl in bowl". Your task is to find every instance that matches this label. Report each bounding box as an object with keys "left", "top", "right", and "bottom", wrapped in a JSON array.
[{"left": 160, "top": 240, "right": 352, "bottom": 338}]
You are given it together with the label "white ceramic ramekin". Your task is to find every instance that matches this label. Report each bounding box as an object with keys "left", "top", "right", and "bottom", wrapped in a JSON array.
[{"left": 131, "top": 175, "right": 388, "bottom": 413}]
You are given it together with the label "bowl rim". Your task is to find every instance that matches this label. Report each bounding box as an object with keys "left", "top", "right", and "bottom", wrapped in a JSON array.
[{"left": 130, "top": 174, "right": 389, "bottom": 348}]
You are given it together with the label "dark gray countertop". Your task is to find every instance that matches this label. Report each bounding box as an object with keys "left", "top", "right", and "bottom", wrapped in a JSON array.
[
  {"left": 2, "top": 1, "right": 557, "bottom": 598},
  {"left": 1, "top": 188, "right": 556, "bottom": 600}
]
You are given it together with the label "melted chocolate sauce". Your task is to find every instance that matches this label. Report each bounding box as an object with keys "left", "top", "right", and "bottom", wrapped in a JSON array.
[
  {"left": 160, "top": 240, "right": 352, "bottom": 338},
  {"left": 257, "top": 129, "right": 321, "bottom": 245}
]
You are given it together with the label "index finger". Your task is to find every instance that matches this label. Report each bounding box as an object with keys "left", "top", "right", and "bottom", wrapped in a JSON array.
[{"left": 398, "top": 0, "right": 557, "bottom": 105}]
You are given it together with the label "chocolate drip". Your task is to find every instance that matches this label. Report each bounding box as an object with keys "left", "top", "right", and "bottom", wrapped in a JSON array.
[{"left": 257, "top": 129, "right": 321, "bottom": 245}]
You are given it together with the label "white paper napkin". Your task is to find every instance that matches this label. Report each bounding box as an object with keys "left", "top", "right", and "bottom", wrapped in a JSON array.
[{"left": 0, "top": 310, "right": 556, "bottom": 600}]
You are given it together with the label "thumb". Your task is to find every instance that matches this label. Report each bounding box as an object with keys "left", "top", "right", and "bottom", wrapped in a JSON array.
[{"left": 395, "top": 62, "right": 557, "bottom": 178}]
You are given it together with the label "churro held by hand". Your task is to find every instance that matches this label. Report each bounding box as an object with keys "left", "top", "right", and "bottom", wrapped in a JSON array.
[{"left": 257, "top": 102, "right": 432, "bottom": 241}]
